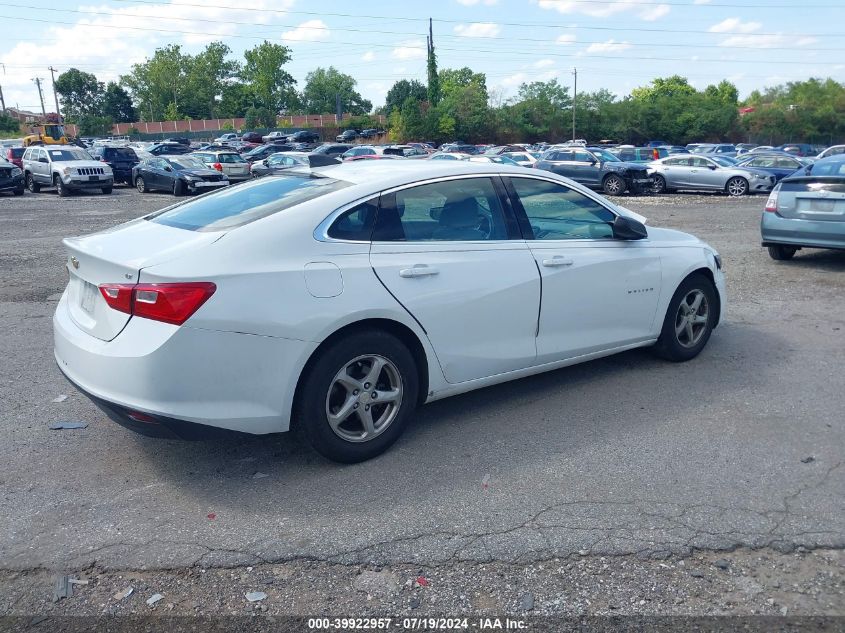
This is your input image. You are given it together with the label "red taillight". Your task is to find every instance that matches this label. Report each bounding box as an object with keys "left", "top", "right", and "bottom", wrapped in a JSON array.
[
  {"left": 98, "top": 282, "right": 216, "bottom": 325},
  {"left": 99, "top": 283, "right": 134, "bottom": 314},
  {"left": 764, "top": 184, "right": 781, "bottom": 213},
  {"left": 212, "top": 162, "right": 223, "bottom": 171}
]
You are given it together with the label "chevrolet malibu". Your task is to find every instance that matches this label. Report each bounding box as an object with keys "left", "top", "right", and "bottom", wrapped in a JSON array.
[{"left": 54, "top": 161, "right": 725, "bottom": 463}]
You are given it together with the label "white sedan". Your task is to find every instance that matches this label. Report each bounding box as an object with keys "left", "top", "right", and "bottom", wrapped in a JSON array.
[{"left": 54, "top": 161, "right": 725, "bottom": 462}]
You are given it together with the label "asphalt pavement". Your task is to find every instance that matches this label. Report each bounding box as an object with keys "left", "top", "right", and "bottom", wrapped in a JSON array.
[{"left": 0, "top": 184, "right": 842, "bottom": 616}]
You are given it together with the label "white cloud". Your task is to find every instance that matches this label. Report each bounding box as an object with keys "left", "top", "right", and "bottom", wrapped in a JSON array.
[
  {"left": 453, "top": 22, "right": 501, "bottom": 38},
  {"left": 718, "top": 34, "right": 817, "bottom": 48},
  {"left": 693, "top": 0, "right": 712, "bottom": 3},
  {"left": 534, "top": 59, "right": 555, "bottom": 68},
  {"left": 361, "top": 51, "right": 376, "bottom": 62},
  {"left": 282, "top": 19, "right": 330, "bottom": 42},
  {"left": 584, "top": 39, "right": 632, "bottom": 54},
  {"left": 391, "top": 40, "right": 426, "bottom": 61},
  {"left": 708, "top": 18, "right": 761, "bottom": 33},
  {"left": 640, "top": 4, "right": 670, "bottom": 21},
  {"left": 556, "top": 33, "right": 576, "bottom": 45},
  {"left": 455, "top": 0, "right": 498, "bottom": 5},
  {"left": 537, "top": 0, "right": 670, "bottom": 21}
]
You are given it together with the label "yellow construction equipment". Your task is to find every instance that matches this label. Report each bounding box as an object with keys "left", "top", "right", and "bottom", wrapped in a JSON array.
[{"left": 22, "top": 123, "right": 68, "bottom": 146}]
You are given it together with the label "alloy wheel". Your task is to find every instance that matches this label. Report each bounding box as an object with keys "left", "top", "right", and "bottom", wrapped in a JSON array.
[
  {"left": 325, "top": 354, "right": 403, "bottom": 443},
  {"left": 674, "top": 289, "right": 709, "bottom": 348}
]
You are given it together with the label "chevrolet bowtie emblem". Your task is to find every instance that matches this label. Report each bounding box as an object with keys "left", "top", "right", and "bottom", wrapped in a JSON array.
[{"left": 70, "top": 256, "right": 79, "bottom": 269}]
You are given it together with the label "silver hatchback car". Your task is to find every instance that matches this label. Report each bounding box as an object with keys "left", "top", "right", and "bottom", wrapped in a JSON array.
[
  {"left": 190, "top": 149, "right": 250, "bottom": 182},
  {"left": 761, "top": 156, "right": 845, "bottom": 260}
]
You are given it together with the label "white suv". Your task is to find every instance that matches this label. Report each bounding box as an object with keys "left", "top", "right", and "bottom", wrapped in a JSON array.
[{"left": 22, "top": 146, "right": 114, "bottom": 196}]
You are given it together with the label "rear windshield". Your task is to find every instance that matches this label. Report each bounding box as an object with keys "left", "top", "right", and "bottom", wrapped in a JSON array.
[
  {"left": 9, "top": 148, "right": 24, "bottom": 158},
  {"left": 217, "top": 153, "right": 246, "bottom": 163},
  {"left": 147, "top": 175, "right": 350, "bottom": 232},
  {"left": 108, "top": 148, "right": 137, "bottom": 159}
]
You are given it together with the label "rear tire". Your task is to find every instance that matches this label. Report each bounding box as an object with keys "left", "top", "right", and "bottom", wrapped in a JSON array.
[
  {"left": 26, "top": 173, "right": 40, "bottom": 193},
  {"left": 652, "top": 274, "right": 717, "bottom": 362},
  {"left": 136, "top": 176, "right": 148, "bottom": 193},
  {"left": 602, "top": 174, "right": 625, "bottom": 196},
  {"left": 294, "top": 330, "right": 419, "bottom": 463},
  {"left": 768, "top": 245, "right": 797, "bottom": 260}
]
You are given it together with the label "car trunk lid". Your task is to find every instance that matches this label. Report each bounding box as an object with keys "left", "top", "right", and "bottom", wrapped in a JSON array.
[
  {"left": 776, "top": 178, "right": 845, "bottom": 222},
  {"left": 63, "top": 219, "right": 222, "bottom": 341}
]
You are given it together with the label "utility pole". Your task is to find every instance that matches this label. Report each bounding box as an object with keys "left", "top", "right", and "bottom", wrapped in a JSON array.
[
  {"left": 48, "top": 66, "right": 61, "bottom": 119},
  {"left": 0, "top": 63, "right": 6, "bottom": 113},
  {"left": 32, "top": 77, "right": 46, "bottom": 116},
  {"left": 571, "top": 67, "right": 577, "bottom": 142}
]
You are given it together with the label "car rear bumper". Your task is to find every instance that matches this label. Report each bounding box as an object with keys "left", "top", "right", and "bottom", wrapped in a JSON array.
[
  {"left": 761, "top": 212, "right": 845, "bottom": 250},
  {"left": 53, "top": 289, "right": 316, "bottom": 435}
]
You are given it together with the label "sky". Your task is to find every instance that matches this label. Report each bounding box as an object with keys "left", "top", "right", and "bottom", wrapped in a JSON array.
[{"left": 0, "top": 0, "right": 843, "bottom": 115}]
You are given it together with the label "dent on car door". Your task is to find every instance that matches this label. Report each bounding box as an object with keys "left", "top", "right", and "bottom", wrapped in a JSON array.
[
  {"left": 368, "top": 176, "right": 541, "bottom": 384},
  {"left": 504, "top": 176, "right": 662, "bottom": 363}
]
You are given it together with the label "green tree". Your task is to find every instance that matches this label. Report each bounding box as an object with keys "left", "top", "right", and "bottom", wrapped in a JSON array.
[
  {"left": 121, "top": 44, "right": 189, "bottom": 121},
  {"left": 0, "top": 114, "right": 20, "bottom": 134},
  {"left": 101, "top": 82, "right": 136, "bottom": 123},
  {"left": 218, "top": 83, "right": 254, "bottom": 118},
  {"left": 384, "top": 79, "right": 427, "bottom": 114},
  {"left": 240, "top": 41, "right": 297, "bottom": 114},
  {"left": 76, "top": 114, "right": 113, "bottom": 136},
  {"left": 301, "top": 67, "right": 372, "bottom": 115},
  {"left": 185, "top": 41, "right": 240, "bottom": 119},
  {"left": 54, "top": 68, "right": 104, "bottom": 121},
  {"left": 244, "top": 106, "right": 276, "bottom": 129},
  {"left": 426, "top": 21, "right": 440, "bottom": 106}
]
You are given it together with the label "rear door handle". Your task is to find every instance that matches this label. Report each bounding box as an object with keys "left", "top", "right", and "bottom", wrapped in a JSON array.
[
  {"left": 542, "top": 256, "right": 574, "bottom": 268},
  {"left": 399, "top": 265, "right": 440, "bottom": 278}
]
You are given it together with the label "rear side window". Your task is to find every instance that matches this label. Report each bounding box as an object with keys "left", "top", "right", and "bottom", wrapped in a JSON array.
[
  {"left": 327, "top": 199, "right": 378, "bottom": 241},
  {"left": 373, "top": 178, "right": 511, "bottom": 242},
  {"left": 148, "top": 175, "right": 350, "bottom": 232}
]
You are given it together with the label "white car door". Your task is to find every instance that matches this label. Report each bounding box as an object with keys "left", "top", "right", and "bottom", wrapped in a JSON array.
[
  {"left": 505, "top": 176, "right": 662, "bottom": 363},
  {"left": 369, "top": 176, "right": 541, "bottom": 384}
]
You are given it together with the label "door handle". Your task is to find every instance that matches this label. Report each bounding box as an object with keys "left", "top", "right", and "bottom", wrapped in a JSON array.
[
  {"left": 542, "top": 257, "right": 574, "bottom": 268},
  {"left": 399, "top": 265, "right": 440, "bottom": 278}
]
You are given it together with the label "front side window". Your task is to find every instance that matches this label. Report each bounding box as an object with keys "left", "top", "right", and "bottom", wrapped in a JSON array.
[
  {"left": 509, "top": 177, "right": 615, "bottom": 241},
  {"left": 691, "top": 157, "right": 715, "bottom": 168},
  {"left": 373, "top": 178, "right": 510, "bottom": 242},
  {"left": 665, "top": 157, "right": 691, "bottom": 166}
]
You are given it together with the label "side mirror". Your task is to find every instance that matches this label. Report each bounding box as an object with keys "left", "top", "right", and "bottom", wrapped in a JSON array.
[
  {"left": 708, "top": 165, "right": 718, "bottom": 170},
  {"left": 163, "top": 165, "right": 172, "bottom": 172},
  {"left": 589, "top": 159, "right": 597, "bottom": 165},
  {"left": 612, "top": 215, "right": 648, "bottom": 241}
]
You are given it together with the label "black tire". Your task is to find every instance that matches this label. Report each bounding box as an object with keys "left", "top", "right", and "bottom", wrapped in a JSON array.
[
  {"left": 294, "top": 330, "right": 419, "bottom": 463},
  {"left": 173, "top": 179, "right": 185, "bottom": 196},
  {"left": 55, "top": 176, "right": 69, "bottom": 197},
  {"left": 652, "top": 274, "right": 718, "bottom": 362},
  {"left": 13, "top": 187, "right": 24, "bottom": 196},
  {"left": 652, "top": 174, "right": 667, "bottom": 194},
  {"left": 602, "top": 174, "right": 626, "bottom": 196},
  {"left": 136, "top": 176, "right": 148, "bottom": 193},
  {"left": 768, "top": 245, "right": 797, "bottom": 260},
  {"left": 726, "top": 176, "right": 749, "bottom": 197},
  {"left": 101, "top": 185, "right": 113, "bottom": 194},
  {"left": 26, "top": 173, "right": 40, "bottom": 193}
]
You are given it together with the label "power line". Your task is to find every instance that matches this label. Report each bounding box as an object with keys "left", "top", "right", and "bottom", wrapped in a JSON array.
[
  {"left": 0, "top": 2, "right": 841, "bottom": 53},
  {"left": 0, "top": 15, "right": 842, "bottom": 67}
]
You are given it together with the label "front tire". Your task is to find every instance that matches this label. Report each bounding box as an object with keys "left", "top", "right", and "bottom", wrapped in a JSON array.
[
  {"left": 55, "top": 176, "right": 69, "bottom": 197},
  {"left": 603, "top": 174, "right": 625, "bottom": 196},
  {"left": 173, "top": 179, "right": 185, "bottom": 196},
  {"left": 294, "top": 331, "right": 419, "bottom": 463},
  {"left": 726, "top": 176, "right": 748, "bottom": 197},
  {"left": 768, "top": 245, "right": 797, "bottom": 260},
  {"left": 26, "top": 174, "right": 40, "bottom": 193},
  {"left": 101, "top": 185, "right": 113, "bottom": 195},
  {"left": 652, "top": 174, "right": 667, "bottom": 194},
  {"left": 652, "top": 274, "right": 717, "bottom": 362},
  {"left": 13, "top": 187, "right": 24, "bottom": 196}
]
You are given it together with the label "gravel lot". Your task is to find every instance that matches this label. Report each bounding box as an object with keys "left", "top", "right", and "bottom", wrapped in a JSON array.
[{"left": 0, "top": 184, "right": 842, "bottom": 620}]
